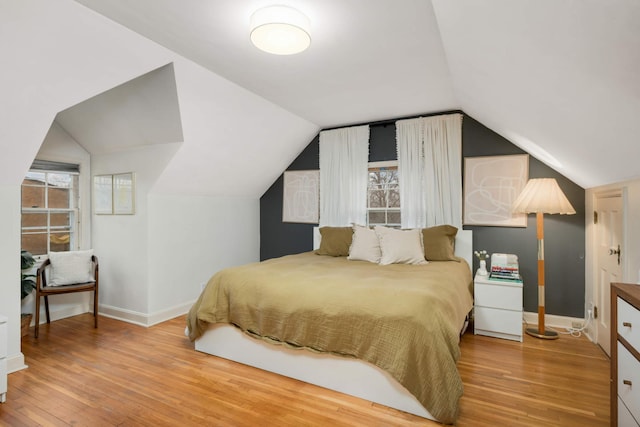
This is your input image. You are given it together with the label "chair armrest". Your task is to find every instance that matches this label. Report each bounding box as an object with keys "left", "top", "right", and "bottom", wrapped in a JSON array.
[{"left": 36, "top": 258, "right": 51, "bottom": 288}]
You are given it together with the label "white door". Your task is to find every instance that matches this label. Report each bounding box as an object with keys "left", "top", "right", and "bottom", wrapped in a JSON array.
[{"left": 595, "top": 193, "right": 623, "bottom": 356}]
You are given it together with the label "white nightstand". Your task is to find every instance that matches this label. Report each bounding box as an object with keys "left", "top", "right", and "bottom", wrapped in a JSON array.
[{"left": 474, "top": 274, "right": 523, "bottom": 342}]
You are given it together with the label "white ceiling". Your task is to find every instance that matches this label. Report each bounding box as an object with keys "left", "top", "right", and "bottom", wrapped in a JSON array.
[
  {"left": 55, "top": 64, "right": 184, "bottom": 155},
  {"left": 69, "top": 0, "right": 640, "bottom": 189}
]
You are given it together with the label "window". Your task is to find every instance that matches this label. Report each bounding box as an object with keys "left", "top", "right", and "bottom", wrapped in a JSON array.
[
  {"left": 367, "top": 161, "right": 400, "bottom": 227},
  {"left": 21, "top": 166, "right": 80, "bottom": 256}
]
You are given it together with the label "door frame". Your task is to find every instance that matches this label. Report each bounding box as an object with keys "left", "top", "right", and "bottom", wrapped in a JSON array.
[{"left": 585, "top": 187, "right": 627, "bottom": 345}]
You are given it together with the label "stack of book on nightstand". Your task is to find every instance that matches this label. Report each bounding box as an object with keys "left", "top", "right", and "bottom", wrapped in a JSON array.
[{"left": 489, "top": 253, "right": 523, "bottom": 282}]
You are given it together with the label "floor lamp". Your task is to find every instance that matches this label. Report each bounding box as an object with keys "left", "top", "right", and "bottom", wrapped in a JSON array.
[{"left": 512, "top": 178, "right": 576, "bottom": 339}]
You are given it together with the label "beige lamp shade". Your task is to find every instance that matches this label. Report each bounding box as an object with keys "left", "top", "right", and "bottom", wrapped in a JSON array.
[{"left": 512, "top": 178, "right": 576, "bottom": 215}]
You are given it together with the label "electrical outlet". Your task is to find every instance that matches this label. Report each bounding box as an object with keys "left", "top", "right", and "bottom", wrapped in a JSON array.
[{"left": 572, "top": 321, "right": 583, "bottom": 329}]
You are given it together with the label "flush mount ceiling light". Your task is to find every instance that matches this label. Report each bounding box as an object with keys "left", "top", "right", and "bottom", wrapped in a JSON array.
[{"left": 250, "top": 5, "right": 311, "bottom": 55}]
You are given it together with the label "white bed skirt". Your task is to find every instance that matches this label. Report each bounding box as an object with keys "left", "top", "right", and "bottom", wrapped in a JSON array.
[
  {"left": 195, "top": 323, "right": 435, "bottom": 420},
  {"left": 192, "top": 229, "right": 472, "bottom": 422}
]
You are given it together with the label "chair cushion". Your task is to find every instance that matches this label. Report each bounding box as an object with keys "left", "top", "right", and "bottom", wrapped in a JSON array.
[{"left": 48, "top": 250, "right": 95, "bottom": 286}]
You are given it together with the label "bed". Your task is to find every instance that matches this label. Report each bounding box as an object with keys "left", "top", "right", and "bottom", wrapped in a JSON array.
[{"left": 187, "top": 226, "right": 473, "bottom": 424}]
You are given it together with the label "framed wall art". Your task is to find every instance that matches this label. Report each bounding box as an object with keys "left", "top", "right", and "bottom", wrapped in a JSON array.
[
  {"left": 282, "top": 170, "right": 319, "bottom": 223},
  {"left": 93, "top": 174, "right": 113, "bottom": 215},
  {"left": 113, "top": 172, "right": 135, "bottom": 215},
  {"left": 463, "top": 154, "right": 529, "bottom": 227},
  {"left": 93, "top": 172, "right": 135, "bottom": 215}
]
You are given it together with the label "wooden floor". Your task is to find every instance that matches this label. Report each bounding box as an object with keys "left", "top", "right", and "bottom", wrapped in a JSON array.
[{"left": 1, "top": 314, "right": 609, "bottom": 426}]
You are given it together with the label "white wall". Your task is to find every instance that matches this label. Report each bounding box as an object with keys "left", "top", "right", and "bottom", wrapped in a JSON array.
[
  {"left": 146, "top": 195, "right": 259, "bottom": 323},
  {"left": 91, "top": 143, "right": 180, "bottom": 318},
  {"left": 93, "top": 147, "right": 261, "bottom": 326}
]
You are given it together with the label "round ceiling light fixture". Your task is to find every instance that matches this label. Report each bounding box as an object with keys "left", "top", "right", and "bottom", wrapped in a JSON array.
[{"left": 250, "top": 5, "right": 311, "bottom": 55}]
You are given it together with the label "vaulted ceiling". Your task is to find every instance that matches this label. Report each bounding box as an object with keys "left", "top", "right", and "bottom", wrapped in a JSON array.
[
  {"left": 5, "top": 1, "right": 639, "bottom": 191},
  {"left": 70, "top": 0, "right": 640, "bottom": 189}
]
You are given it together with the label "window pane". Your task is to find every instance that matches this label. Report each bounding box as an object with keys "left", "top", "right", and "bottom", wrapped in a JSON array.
[
  {"left": 388, "top": 211, "right": 401, "bottom": 225},
  {"left": 22, "top": 185, "right": 45, "bottom": 208},
  {"left": 368, "top": 211, "right": 386, "bottom": 225},
  {"left": 50, "top": 232, "right": 71, "bottom": 252},
  {"left": 22, "top": 212, "right": 47, "bottom": 228},
  {"left": 47, "top": 173, "right": 72, "bottom": 188},
  {"left": 24, "top": 172, "right": 45, "bottom": 183},
  {"left": 369, "top": 190, "right": 385, "bottom": 208},
  {"left": 50, "top": 212, "right": 71, "bottom": 227},
  {"left": 22, "top": 233, "right": 48, "bottom": 256},
  {"left": 48, "top": 187, "right": 71, "bottom": 209},
  {"left": 389, "top": 189, "right": 400, "bottom": 208}
]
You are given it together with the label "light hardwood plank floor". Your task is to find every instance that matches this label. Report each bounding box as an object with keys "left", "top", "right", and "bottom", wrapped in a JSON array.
[{"left": 2, "top": 315, "right": 609, "bottom": 426}]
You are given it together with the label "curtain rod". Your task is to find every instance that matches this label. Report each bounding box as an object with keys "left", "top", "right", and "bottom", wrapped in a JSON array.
[{"left": 321, "top": 109, "right": 464, "bottom": 132}]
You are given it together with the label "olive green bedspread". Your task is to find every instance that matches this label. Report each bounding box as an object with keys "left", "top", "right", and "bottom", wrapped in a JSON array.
[{"left": 187, "top": 252, "right": 473, "bottom": 424}]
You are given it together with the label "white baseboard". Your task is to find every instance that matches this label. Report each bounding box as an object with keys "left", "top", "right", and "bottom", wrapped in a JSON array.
[
  {"left": 523, "top": 311, "right": 594, "bottom": 342},
  {"left": 98, "top": 301, "right": 194, "bottom": 327},
  {"left": 23, "top": 301, "right": 192, "bottom": 330},
  {"left": 7, "top": 353, "right": 27, "bottom": 374}
]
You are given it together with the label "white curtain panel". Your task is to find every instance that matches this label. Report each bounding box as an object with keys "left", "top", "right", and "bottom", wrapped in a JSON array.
[
  {"left": 319, "top": 125, "right": 370, "bottom": 226},
  {"left": 397, "top": 114, "right": 463, "bottom": 229},
  {"left": 396, "top": 119, "right": 427, "bottom": 228}
]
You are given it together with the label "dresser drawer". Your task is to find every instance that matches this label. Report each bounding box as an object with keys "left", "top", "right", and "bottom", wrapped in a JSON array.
[
  {"left": 618, "top": 341, "right": 640, "bottom": 423},
  {"left": 618, "top": 297, "right": 640, "bottom": 351},
  {"left": 475, "top": 306, "right": 522, "bottom": 337},
  {"left": 619, "top": 396, "right": 640, "bottom": 427},
  {"left": 475, "top": 283, "right": 522, "bottom": 311}
]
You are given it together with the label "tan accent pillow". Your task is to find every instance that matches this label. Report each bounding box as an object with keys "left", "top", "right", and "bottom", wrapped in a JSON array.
[
  {"left": 375, "top": 226, "right": 427, "bottom": 265},
  {"left": 316, "top": 227, "right": 353, "bottom": 257},
  {"left": 347, "top": 225, "right": 381, "bottom": 263},
  {"left": 422, "top": 225, "right": 459, "bottom": 261}
]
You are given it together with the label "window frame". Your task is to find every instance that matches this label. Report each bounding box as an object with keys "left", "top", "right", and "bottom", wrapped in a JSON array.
[
  {"left": 367, "top": 160, "right": 400, "bottom": 227},
  {"left": 21, "top": 169, "right": 80, "bottom": 256}
]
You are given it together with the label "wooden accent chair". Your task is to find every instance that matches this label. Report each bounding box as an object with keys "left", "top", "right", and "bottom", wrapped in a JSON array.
[{"left": 34, "top": 255, "right": 99, "bottom": 338}]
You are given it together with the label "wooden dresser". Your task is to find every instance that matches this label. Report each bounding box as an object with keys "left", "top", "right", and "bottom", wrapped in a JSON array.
[{"left": 611, "top": 282, "right": 640, "bottom": 426}]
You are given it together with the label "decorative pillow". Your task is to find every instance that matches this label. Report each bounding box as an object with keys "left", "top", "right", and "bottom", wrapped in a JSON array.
[
  {"left": 316, "top": 226, "right": 353, "bottom": 257},
  {"left": 48, "top": 250, "right": 95, "bottom": 286},
  {"left": 422, "top": 225, "right": 459, "bottom": 261},
  {"left": 347, "top": 224, "right": 381, "bottom": 263},
  {"left": 375, "top": 226, "right": 427, "bottom": 265}
]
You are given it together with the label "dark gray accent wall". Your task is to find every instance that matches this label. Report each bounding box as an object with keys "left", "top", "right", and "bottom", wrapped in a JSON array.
[
  {"left": 463, "top": 117, "right": 585, "bottom": 317},
  {"left": 259, "top": 114, "right": 586, "bottom": 317}
]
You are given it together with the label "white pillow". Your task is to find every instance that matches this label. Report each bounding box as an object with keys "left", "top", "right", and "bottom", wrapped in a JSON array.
[
  {"left": 375, "top": 226, "right": 427, "bottom": 265},
  {"left": 48, "top": 250, "right": 95, "bottom": 286},
  {"left": 347, "top": 224, "right": 381, "bottom": 263}
]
